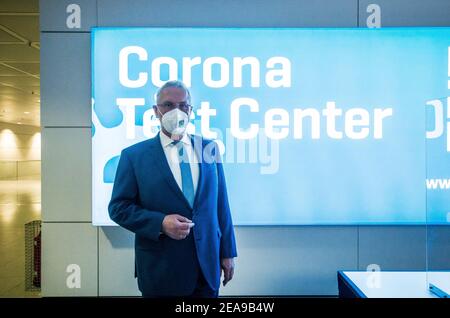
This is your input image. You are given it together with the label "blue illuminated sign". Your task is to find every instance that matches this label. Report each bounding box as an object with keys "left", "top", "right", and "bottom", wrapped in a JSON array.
[{"left": 92, "top": 27, "right": 450, "bottom": 225}]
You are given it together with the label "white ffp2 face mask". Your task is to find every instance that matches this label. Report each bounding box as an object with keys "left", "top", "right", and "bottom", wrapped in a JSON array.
[{"left": 157, "top": 107, "right": 189, "bottom": 138}]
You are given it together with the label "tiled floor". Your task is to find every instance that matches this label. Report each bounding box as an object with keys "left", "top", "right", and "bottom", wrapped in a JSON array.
[{"left": 0, "top": 179, "right": 41, "bottom": 297}]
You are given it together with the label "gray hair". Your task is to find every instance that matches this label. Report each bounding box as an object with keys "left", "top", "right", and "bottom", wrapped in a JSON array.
[{"left": 156, "top": 80, "right": 191, "bottom": 104}]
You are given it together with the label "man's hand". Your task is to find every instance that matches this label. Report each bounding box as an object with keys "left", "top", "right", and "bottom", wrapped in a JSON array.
[
  {"left": 221, "top": 258, "right": 235, "bottom": 286},
  {"left": 162, "top": 214, "right": 194, "bottom": 240}
]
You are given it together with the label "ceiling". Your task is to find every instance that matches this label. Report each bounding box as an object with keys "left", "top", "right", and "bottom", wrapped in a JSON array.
[{"left": 0, "top": 0, "right": 40, "bottom": 127}]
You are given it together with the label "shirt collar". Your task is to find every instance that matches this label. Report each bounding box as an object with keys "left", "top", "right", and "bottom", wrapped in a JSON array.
[{"left": 159, "top": 131, "right": 191, "bottom": 148}]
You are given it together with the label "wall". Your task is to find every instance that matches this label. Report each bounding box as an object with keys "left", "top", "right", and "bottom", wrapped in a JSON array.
[
  {"left": 0, "top": 122, "right": 40, "bottom": 161},
  {"left": 0, "top": 122, "right": 40, "bottom": 180},
  {"left": 40, "top": 0, "right": 450, "bottom": 296}
]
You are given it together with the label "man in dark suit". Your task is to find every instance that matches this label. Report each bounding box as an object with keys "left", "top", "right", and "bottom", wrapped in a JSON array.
[{"left": 108, "top": 80, "right": 237, "bottom": 297}]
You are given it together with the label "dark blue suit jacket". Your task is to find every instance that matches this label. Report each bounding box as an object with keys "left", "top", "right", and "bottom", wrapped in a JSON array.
[{"left": 108, "top": 133, "right": 237, "bottom": 296}]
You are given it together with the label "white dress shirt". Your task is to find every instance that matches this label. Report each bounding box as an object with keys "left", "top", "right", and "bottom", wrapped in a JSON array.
[{"left": 159, "top": 131, "right": 199, "bottom": 196}]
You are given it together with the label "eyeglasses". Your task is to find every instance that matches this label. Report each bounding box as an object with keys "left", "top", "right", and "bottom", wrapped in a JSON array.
[{"left": 156, "top": 101, "right": 192, "bottom": 112}]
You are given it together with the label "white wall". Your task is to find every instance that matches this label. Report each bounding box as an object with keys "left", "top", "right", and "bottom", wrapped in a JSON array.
[
  {"left": 0, "top": 122, "right": 40, "bottom": 161},
  {"left": 0, "top": 122, "right": 41, "bottom": 180}
]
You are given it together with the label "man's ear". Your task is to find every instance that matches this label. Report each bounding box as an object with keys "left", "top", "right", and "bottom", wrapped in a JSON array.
[{"left": 153, "top": 105, "right": 160, "bottom": 119}]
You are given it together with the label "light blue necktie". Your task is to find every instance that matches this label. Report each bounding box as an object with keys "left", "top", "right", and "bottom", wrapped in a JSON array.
[{"left": 172, "top": 140, "right": 195, "bottom": 207}]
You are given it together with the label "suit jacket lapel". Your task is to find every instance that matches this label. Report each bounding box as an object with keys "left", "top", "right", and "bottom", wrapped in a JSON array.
[{"left": 191, "top": 134, "right": 204, "bottom": 209}]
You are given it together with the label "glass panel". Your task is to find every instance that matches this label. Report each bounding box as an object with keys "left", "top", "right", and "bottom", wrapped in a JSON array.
[{"left": 426, "top": 96, "right": 450, "bottom": 297}]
